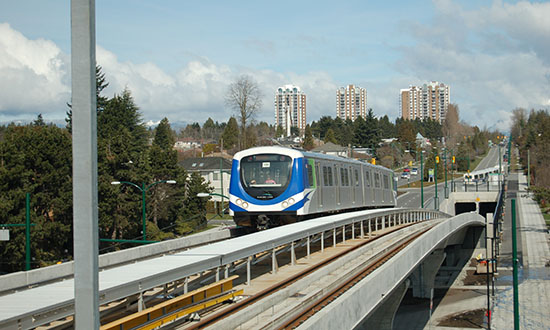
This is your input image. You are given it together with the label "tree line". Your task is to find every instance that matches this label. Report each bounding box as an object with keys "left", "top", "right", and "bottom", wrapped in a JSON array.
[
  {"left": 510, "top": 108, "right": 550, "bottom": 205},
  {"left": 0, "top": 67, "right": 210, "bottom": 273}
]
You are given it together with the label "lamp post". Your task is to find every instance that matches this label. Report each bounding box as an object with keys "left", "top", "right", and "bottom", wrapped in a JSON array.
[
  {"left": 434, "top": 151, "right": 439, "bottom": 210},
  {"left": 111, "top": 180, "right": 176, "bottom": 241},
  {"left": 420, "top": 150, "right": 424, "bottom": 208},
  {"left": 444, "top": 148, "right": 448, "bottom": 199}
]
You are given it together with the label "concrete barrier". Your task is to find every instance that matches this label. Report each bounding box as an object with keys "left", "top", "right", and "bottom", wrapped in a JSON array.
[
  {"left": 0, "top": 227, "right": 234, "bottom": 293},
  {"left": 300, "top": 212, "right": 485, "bottom": 330}
]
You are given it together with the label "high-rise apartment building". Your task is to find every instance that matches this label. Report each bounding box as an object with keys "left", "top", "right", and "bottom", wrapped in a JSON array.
[
  {"left": 274, "top": 85, "right": 306, "bottom": 136},
  {"left": 336, "top": 85, "right": 367, "bottom": 121},
  {"left": 400, "top": 81, "right": 450, "bottom": 123}
]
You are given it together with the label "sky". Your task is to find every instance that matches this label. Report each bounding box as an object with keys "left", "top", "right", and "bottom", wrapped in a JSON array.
[{"left": 1, "top": 0, "right": 549, "bottom": 132}]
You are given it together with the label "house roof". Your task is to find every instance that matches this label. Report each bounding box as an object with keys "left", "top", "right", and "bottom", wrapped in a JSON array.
[
  {"left": 311, "top": 142, "right": 347, "bottom": 153},
  {"left": 179, "top": 157, "right": 232, "bottom": 172}
]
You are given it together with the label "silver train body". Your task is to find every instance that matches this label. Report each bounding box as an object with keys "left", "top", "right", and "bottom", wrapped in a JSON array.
[{"left": 229, "top": 146, "right": 396, "bottom": 228}]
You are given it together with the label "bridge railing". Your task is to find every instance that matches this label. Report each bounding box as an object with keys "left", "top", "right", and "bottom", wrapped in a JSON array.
[{"left": 0, "top": 208, "right": 447, "bottom": 296}]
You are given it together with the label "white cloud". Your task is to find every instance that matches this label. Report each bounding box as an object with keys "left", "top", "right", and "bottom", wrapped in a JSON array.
[
  {"left": 0, "top": 23, "right": 69, "bottom": 122},
  {"left": 397, "top": 0, "right": 550, "bottom": 130},
  {"left": 97, "top": 46, "right": 340, "bottom": 126},
  {"left": 0, "top": 22, "right": 340, "bottom": 126}
]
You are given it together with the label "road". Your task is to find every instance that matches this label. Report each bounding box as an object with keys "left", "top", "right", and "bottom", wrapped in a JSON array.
[
  {"left": 474, "top": 145, "right": 502, "bottom": 171},
  {"left": 396, "top": 146, "right": 504, "bottom": 209}
]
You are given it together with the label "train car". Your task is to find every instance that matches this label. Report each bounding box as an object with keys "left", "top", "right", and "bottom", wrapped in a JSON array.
[{"left": 229, "top": 146, "right": 396, "bottom": 229}]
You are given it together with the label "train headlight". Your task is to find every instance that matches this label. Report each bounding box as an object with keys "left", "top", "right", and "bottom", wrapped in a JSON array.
[
  {"left": 282, "top": 201, "right": 289, "bottom": 208},
  {"left": 242, "top": 202, "right": 249, "bottom": 209},
  {"left": 236, "top": 199, "right": 243, "bottom": 206},
  {"left": 288, "top": 198, "right": 295, "bottom": 205}
]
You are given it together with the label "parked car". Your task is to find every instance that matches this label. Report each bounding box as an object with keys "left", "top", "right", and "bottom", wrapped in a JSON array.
[
  {"left": 411, "top": 168, "right": 418, "bottom": 175},
  {"left": 401, "top": 172, "right": 410, "bottom": 179}
]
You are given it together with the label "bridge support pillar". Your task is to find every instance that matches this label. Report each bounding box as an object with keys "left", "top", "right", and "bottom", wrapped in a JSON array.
[
  {"left": 342, "top": 225, "right": 346, "bottom": 242},
  {"left": 291, "top": 241, "right": 296, "bottom": 266},
  {"left": 411, "top": 249, "right": 446, "bottom": 298},
  {"left": 272, "top": 248, "right": 278, "bottom": 274},
  {"left": 382, "top": 216, "right": 385, "bottom": 230},
  {"left": 360, "top": 220, "right": 365, "bottom": 238},
  {"left": 321, "top": 231, "right": 325, "bottom": 251},
  {"left": 247, "top": 256, "right": 252, "bottom": 285},
  {"left": 307, "top": 236, "right": 310, "bottom": 258},
  {"left": 360, "top": 280, "right": 409, "bottom": 330}
]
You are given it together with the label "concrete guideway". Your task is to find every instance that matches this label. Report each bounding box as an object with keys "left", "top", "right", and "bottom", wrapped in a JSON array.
[
  {"left": 492, "top": 172, "right": 550, "bottom": 329},
  {"left": 217, "top": 221, "right": 439, "bottom": 329},
  {"left": 0, "top": 208, "right": 440, "bottom": 330},
  {"left": 300, "top": 212, "right": 485, "bottom": 330}
]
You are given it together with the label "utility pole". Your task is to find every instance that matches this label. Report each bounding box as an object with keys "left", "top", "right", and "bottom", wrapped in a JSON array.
[{"left": 71, "top": 0, "right": 99, "bottom": 327}]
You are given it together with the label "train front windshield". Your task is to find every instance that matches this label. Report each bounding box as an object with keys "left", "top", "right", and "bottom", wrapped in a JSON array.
[{"left": 240, "top": 154, "right": 292, "bottom": 200}]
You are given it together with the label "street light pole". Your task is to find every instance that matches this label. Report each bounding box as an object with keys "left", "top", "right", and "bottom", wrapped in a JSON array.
[
  {"left": 112, "top": 180, "right": 176, "bottom": 241},
  {"left": 434, "top": 152, "right": 438, "bottom": 210},
  {"left": 444, "top": 148, "right": 448, "bottom": 199},
  {"left": 421, "top": 150, "right": 424, "bottom": 208},
  {"left": 498, "top": 144, "right": 502, "bottom": 188}
]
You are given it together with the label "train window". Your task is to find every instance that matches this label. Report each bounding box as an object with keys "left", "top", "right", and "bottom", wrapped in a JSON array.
[
  {"left": 345, "top": 168, "right": 349, "bottom": 186},
  {"left": 365, "top": 171, "right": 371, "bottom": 187},
  {"left": 355, "top": 169, "right": 359, "bottom": 186},
  {"left": 323, "top": 166, "right": 328, "bottom": 186},
  {"left": 239, "top": 154, "right": 292, "bottom": 199},
  {"left": 375, "top": 172, "right": 381, "bottom": 188},
  {"left": 328, "top": 166, "right": 334, "bottom": 186},
  {"left": 383, "top": 174, "right": 389, "bottom": 189},
  {"left": 340, "top": 168, "right": 345, "bottom": 186}
]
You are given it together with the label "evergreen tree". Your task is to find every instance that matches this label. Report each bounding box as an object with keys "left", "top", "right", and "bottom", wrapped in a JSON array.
[
  {"left": 65, "top": 65, "right": 109, "bottom": 132},
  {"left": 97, "top": 88, "right": 149, "bottom": 242},
  {"left": 0, "top": 124, "right": 73, "bottom": 271},
  {"left": 324, "top": 128, "right": 338, "bottom": 144},
  {"left": 33, "top": 114, "right": 46, "bottom": 127},
  {"left": 302, "top": 125, "right": 315, "bottom": 150},
  {"left": 153, "top": 118, "right": 175, "bottom": 150},
  {"left": 221, "top": 117, "right": 239, "bottom": 150}
]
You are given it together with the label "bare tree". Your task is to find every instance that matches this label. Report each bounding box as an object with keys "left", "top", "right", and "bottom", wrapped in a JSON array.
[
  {"left": 443, "top": 103, "right": 460, "bottom": 140},
  {"left": 225, "top": 75, "right": 263, "bottom": 150},
  {"left": 510, "top": 107, "right": 527, "bottom": 139}
]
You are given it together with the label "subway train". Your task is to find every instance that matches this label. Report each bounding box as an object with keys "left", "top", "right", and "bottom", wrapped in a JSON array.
[{"left": 229, "top": 146, "right": 396, "bottom": 229}]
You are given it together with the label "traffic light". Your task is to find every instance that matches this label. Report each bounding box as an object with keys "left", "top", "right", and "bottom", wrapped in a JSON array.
[
  {"left": 436, "top": 156, "right": 440, "bottom": 164},
  {"left": 452, "top": 156, "right": 455, "bottom": 164}
]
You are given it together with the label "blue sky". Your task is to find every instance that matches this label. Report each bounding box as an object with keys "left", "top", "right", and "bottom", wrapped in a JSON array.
[{"left": 1, "top": 1, "right": 549, "bottom": 131}]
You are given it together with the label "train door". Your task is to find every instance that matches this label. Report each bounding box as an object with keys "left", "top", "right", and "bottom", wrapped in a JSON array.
[
  {"left": 365, "top": 169, "right": 374, "bottom": 205},
  {"left": 360, "top": 165, "right": 366, "bottom": 206},
  {"left": 315, "top": 162, "right": 323, "bottom": 209},
  {"left": 335, "top": 164, "right": 341, "bottom": 206},
  {"left": 351, "top": 166, "right": 356, "bottom": 205},
  {"left": 374, "top": 171, "right": 381, "bottom": 204}
]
